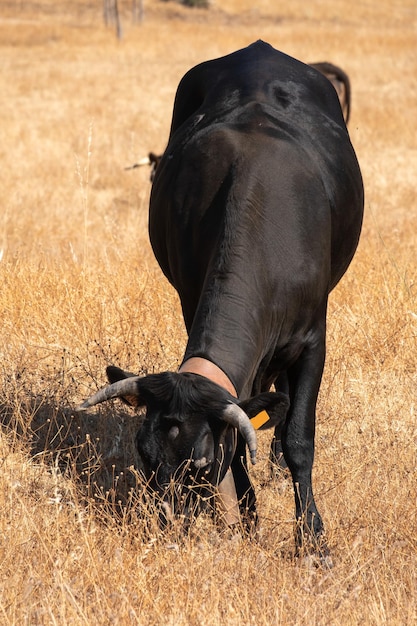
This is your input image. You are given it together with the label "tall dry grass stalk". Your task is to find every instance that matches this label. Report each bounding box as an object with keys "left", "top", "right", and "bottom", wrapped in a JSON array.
[{"left": 0, "top": 0, "right": 416, "bottom": 623}]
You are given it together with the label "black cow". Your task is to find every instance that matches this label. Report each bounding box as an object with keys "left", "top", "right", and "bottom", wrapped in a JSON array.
[{"left": 79, "top": 41, "right": 363, "bottom": 560}]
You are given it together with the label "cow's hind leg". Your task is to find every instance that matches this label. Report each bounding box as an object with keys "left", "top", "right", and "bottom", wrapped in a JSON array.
[
  {"left": 270, "top": 372, "right": 290, "bottom": 477},
  {"left": 281, "top": 318, "right": 331, "bottom": 564}
]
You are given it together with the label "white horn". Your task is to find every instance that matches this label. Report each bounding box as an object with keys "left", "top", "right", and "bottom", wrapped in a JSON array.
[
  {"left": 76, "top": 377, "right": 142, "bottom": 411},
  {"left": 221, "top": 403, "right": 257, "bottom": 465},
  {"left": 136, "top": 156, "right": 152, "bottom": 166},
  {"left": 125, "top": 156, "right": 151, "bottom": 170}
]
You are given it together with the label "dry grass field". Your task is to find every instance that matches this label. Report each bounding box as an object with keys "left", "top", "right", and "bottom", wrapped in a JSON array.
[{"left": 0, "top": 0, "right": 416, "bottom": 623}]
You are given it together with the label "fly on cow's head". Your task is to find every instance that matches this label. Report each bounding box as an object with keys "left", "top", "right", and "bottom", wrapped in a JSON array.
[{"left": 77, "top": 365, "right": 289, "bottom": 520}]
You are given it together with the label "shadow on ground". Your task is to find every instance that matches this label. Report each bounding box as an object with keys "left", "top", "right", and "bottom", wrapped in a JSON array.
[{"left": 0, "top": 389, "right": 144, "bottom": 505}]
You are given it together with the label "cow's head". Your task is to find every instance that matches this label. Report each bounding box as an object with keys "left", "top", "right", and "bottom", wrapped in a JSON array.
[{"left": 77, "top": 365, "right": 289, "bottom": 519}]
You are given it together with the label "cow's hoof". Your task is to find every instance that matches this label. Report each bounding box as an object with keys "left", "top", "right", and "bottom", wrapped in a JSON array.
[
  {"left": 300, "top": 552, "right": 334, "bottom": 570},
  {"left": 223, "top": 524, "right": 243, "bottom": 543},
  {"left": 296, "top": 533, "right": 333, "bottom": 569}
]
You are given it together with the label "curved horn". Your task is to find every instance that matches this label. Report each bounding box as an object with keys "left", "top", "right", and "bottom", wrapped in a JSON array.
[
  {"left": 124, "top": 156, "right": 151, "bottom": 171},
  {"left": 136, "top": 156, "right": 152, "bottom": 166},
  {"left": 76, "top": 377, "right": 142, "bottom": 412},
  {"left": 221, "top": 403, "right": 258, "bottom": 465}
]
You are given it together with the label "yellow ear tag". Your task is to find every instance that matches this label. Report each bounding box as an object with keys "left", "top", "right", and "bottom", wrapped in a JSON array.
[{"left": 250, "top": 410, "right": 270, "bottom": 430}]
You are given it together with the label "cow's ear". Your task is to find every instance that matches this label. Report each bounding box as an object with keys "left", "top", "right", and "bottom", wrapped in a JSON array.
[
  {"left": 106, "top": 365, "right": 136, "bottom": 383},
  {"left": 239, "top": 392, "right": 289, "bottom": 431},
  {"left": 106, "top": 365, "right": 145, "bottom": 408}
]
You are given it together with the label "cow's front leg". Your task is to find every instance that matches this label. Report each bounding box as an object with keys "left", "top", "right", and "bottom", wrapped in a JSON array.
[
  {"left": 231, "top": 434, "right": 257, "bottom": 533},
  {"left": 281, "top": 324, "right": 330, "bottom": 562}
]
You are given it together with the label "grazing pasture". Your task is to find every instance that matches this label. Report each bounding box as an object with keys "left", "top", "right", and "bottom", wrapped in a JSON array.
[{"left": 0, "top": 0, "right": 416, "bottom": 623}]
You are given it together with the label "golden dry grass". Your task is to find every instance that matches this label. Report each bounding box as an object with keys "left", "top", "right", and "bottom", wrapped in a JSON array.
[{"left": 0, "top": 0, "right": 416, "bottom": 623}]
